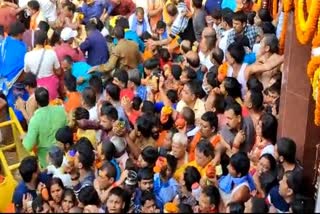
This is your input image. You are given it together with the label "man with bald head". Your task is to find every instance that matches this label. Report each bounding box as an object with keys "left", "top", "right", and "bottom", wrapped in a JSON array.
[
  {"left": 199, "top": 27, "right": 218, "bottom": 70},
  {"left": 183, "top": 51, "right": 204, "bottom": 81}
]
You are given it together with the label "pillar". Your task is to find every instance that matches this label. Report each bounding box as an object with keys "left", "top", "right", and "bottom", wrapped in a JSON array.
[{"left": 278, "top": 12, "right": 320, "bottom": 196}]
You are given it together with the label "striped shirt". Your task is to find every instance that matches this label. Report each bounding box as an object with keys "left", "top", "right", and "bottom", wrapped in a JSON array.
[{"left": 170, "top": 2, "right": 189, "bottom": 37}]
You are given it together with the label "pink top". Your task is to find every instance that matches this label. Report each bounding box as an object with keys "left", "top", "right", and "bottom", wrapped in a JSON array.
[{"left": 54, "top": 43, "right": 85, "bottom": 63}]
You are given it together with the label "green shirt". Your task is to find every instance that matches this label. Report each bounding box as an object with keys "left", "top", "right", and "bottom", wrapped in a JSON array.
[{"left": 23, "top": 106, "right": 67, "bottom": 168}]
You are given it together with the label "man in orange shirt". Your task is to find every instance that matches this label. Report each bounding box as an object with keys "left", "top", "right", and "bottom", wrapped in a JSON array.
[{"left": 63, "top": 72, "right": 81, "bottom": 113}]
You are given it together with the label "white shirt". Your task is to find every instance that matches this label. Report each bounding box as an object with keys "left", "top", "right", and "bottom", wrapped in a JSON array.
[
  {"left": 89, "top": 105, "right": 98, "bottom": 121},
  {"left": 219, "top": 28, "right": 233, "bottom": 57},
  {"left": 24, "top": 48, "right": 60, "bottom": 79},
  {"left": 199, "top": 51, "right": 215, "bottom": 70},
  {"left": 39, "top": 0, "right": 57, "bottom": 22},
  {"left": 47, "top": 164, "right": 72, "bottom": 188}
]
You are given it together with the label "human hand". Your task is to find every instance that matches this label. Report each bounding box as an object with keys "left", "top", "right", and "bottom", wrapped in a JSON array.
[
  {"left": 234, "top": 130, "right": 246, "bottom": 147},
  {"left": 15, "top": 97, "right": 25, "bottom": 111},
  {"left": 88, "top": 66, "right": 99, "bottom": 73},
  {"left": 121, "top": 96, "right": 132, "bottom": 113},
  {"left": 22, "top": 193, "right": 33, "bottom": 211},
  {"left": 77, "top": 77, "right": 84, "bottom": 84}
]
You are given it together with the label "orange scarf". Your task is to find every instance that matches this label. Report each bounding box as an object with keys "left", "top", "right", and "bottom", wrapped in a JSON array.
[
  {"left": 189, "top": 132, "right": 221, "bottom": 161},
  {"left": 30, "top": 11, "right": 40, "bottom": 30}
]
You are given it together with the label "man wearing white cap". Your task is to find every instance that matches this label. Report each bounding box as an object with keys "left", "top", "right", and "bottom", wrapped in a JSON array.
[{"left": 54, "top": 27, "right": 85, "bottom": 63}]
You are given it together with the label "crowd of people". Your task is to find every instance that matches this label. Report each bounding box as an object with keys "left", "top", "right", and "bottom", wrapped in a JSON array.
[{"left": 0, "top": 0, "right": 315, "bottom": 213}]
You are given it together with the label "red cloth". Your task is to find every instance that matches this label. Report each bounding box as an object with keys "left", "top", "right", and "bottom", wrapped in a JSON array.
[
  {"left": 54, "top": 43, "right": 85, "bottom": 63},
  {"left": 110, "top": 0, "right": 136, "bottom": 17},
  {"left": 120, "top": 88, "right": 135, "bottom": 101}
]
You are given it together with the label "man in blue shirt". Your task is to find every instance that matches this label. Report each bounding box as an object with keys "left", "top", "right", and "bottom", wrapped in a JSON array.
[
  {"left": 80, "top": 22, "right": 109, "bottom": 66},
  {"left": 12, "top": 156, "right": 51, "bottom": 213},
  {"left": 78, "top": 0, "right": 113, "bottom": 24}
]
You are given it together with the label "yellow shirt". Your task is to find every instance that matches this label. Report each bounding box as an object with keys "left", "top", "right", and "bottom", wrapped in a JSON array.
[
  {"left": 163, "top": 0, "right": 173, "bottom": 25},
  {"left": 77, "top": 129, "right": 97, "bottom": 148}
]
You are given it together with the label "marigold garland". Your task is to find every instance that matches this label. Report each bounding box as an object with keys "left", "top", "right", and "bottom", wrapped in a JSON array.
[
  {"left": 272, "top": 0, "right": 278, "bottom": 18},
  {"left": 313, "top": 68, "right": 320, "bottom": 125},
  {"left": 218, "top": 62, "right": 228, "bottom": 82},
  {"left": 279, "top": 12, "right": 289, "bottom": 54}
]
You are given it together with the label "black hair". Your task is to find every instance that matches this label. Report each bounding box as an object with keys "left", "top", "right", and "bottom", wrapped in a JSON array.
[
  {"left": 284, "top": 170, "right": 303, "bottom": 195},
  {"left": 89, "top": 75, "right": 103, "bottom": 94},
  {"left": 228, "top": 202, "right": 245, "bottom": 213},
  {"left": 156, "top": 20, "right": 166, "bottom": 30},
  {"left": 63, "top": 2, "right": 76, "bottom": 13},
  {"left": 263, "top": 33, "right": 279, "bottom": 54},
  {"left": 179, "top": 203, "right": 194, "bottom": 213},
  {"left": 183, "top": 67, "right": 197, "bottom": 80},
  {"left": 38, "top": 21, "right": 50, "bottom": 33},
  {"left": 108, "top": 187, "right": 127, "bottom": 212},
  {"left": 213, "top": 93, "right": 226, "bottom": 114},
  {"left": 247, "top": 11, "right": 256, "bottom": 25},
  {"left": 234, "top": 34, "right": 250, "bottom": 48},
  {"left": 291, "top": 195, "right": 314, "bottom": 213},
  {"left": 201, "top": 111, "right": 218, "bottom": 130},
  {"left": 247, "top": 76, "right": 263, "bottom": 92},
  {"left": 101, "top": 139, "right": 116, "bottom": 161},
  {"left": 63, "top": 55, "right": 73, "bottom": 65},
  {"left": 82, "top": 87, "right": 96, "bottom": 108},
  {"left": 138, "top": 167, "right": 154, "bottom": 181},
  {"left": 230, "top": 152, "right": 250, "bottom": 177},
  {"left": 166, "top": 153, "right": 178, "bottom": 173},
  {"left": 222, "top": 11, "right": 233, "bottom": 28},
  {"left": 85, "top": 21, "right": 97, "bottom": 32},
  {"left": 132, "top": 96, "right": 142, "bottom": 111},
  {"left": 78, "top": 186, "right": 101, "bottom": 206},
  {"left": 260, "top": 113, "right": 278, "bottom": 144},
  {"left": 171, "top": 64, "right": 182, "bottom": 81},
  {"left": 223, "top": 77, "right": 242, "bottom": 99},
  {"left": 206, "top": 71, "right": 219, "bottom": 88},
  {"left": 183, "top": 166, "right": 201, "bottom": 192},
  {"left": 259, "top": 170, "right": 278, "bottom": 196},
  {"left": 32, "top": 196, "right": 46, "bottom": 213},
  {"left": 202, "top": 186, "right": 220, "bottom": 208},
  {"left": 186, "top": 54, "right": 200, "bottom": 68},
  {"left": 55, "top": 126, "right": 74, "bottom": 146},
  {"left": 75, "top": 137, "right": 95, "bottom": 170},
  {"left": 9, "top": 21, "right": 25, "bottom": 37},
  {"left": 196, "top": 139, "right": 214, "bottom": 158},
  {"left": 23, "top": 72, "right": 37, "bottom": 88},
  {"left": 182, "top": 107, "right": 195, "bottom": 126},
  {"left": 100, "top": 104, "right": 118, "bottom": 120},
  {"left": 185, "top": 79, "right": 202, "bottom": 98},
  {"left": 261, "top": 21, "right": 276, "bottom": 34},
  {"left": 144, "top": 58, "right": 159, "bottom": 70},
  {"left": 192, "top": 0, "right": 202, "bottom": 8},
  {"left": 74, "top": 107, "right": 90, "bottom": 120},
  {"left": 141, "top": 146, "right": 159, "bottom": 166},
  {"left": 166, "top": 3, "right": 178, "bottom": 17},
  {"left": 115, "top": 16, "right": 130, "bottom": 29},
  {"left": 114, "top": 25, "right": 125, "bottom": 40},
  {"left": 251, "top": 196, "right": 269, "bottom": 213},
  {"left": 27, "top": 0, "right": 40, "bottom": 10},
  {"left": 64, "top": 73, "right": 77, "bottom": 92},
  {"left": 260, "top": 153, "right": 277, "bottom": 172},
  {"left": 35, "top": 87, "right": 49, "bottom": 107},
  {"left": 276, "top": 137, "right": 297, "bottom": 164},
  {"left": 48, "top": 147, "right": 64, "bottom": 168},
  {"left": 212, "top": 48, "right": 224, "bottom": 66},
  {"left": 211, "top": 9, "right": 222, "bottom": 19},
  {"left": 249, "top": 89, "right": 264, "bottom": 111},
  {"left": 159, "top": 48, "right": 171, "bottom": 62},
  {"left": 258, "top": 8, "right": 273, "bottom": 22},
  {"left": 99, "top": 161, "right": 116, "bottom": 181},
  {"left": 34, "top": 30, "right": 47, "bottom": 46},
  {"left": 106, "top": 82, "right": 120, "bottom": 101},
  {"left": 227, "top": 42, "right": 246, "bottom": 64},
  {"left": 141, "top": 191, "right": 156, "bottom": 206},
  {"left": 167, "top": 89, "right": 178, "bottom": 103},
  {"left": 233, "top": 11, "right": 247, "bottom": 23},
  {"left": 113, "top": 69, "right": 128, "bottom": 88},
  {"left": 19, "top": 156, "right": 38, "bottom": 183},
  {"left": 141, "top": 101, "right": 155, "bottom": 114}
]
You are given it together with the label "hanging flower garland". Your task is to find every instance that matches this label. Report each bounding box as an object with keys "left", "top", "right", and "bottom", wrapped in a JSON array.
[
  {"left": 272, "top": 0, "right": 278, "bottom": 18},
  {"left": 294, "top": 0, "right": 320, "bottom": 44},
  {"left": 312, "top": 68, "right": 320, "bottom": 125},
  {"left": 279, "top": 0, "right": 293, "bottom": 54},
  {"left": 218, "top": 62, "right": 228, "bottom": 83}
]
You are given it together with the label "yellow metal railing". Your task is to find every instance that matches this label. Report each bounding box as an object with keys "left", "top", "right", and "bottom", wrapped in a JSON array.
[{"left": 0, "top": 108, "right": 32, "bottom": 212}]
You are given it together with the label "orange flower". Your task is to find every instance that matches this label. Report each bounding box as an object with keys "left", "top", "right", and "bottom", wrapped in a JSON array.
[
  {"left": 218, "top": 62, "right": 228, "bottom": 82},
  {"left": 164, "top": 202, "right": 178, "bottom": 213},
  {"left": 153, "top": 157, "right": 168, "bottom": 173}
]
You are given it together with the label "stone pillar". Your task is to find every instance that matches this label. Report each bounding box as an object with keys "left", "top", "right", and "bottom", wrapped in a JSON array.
[{"left": 278, "top": 12, "right": 320, "bottom": 195}]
